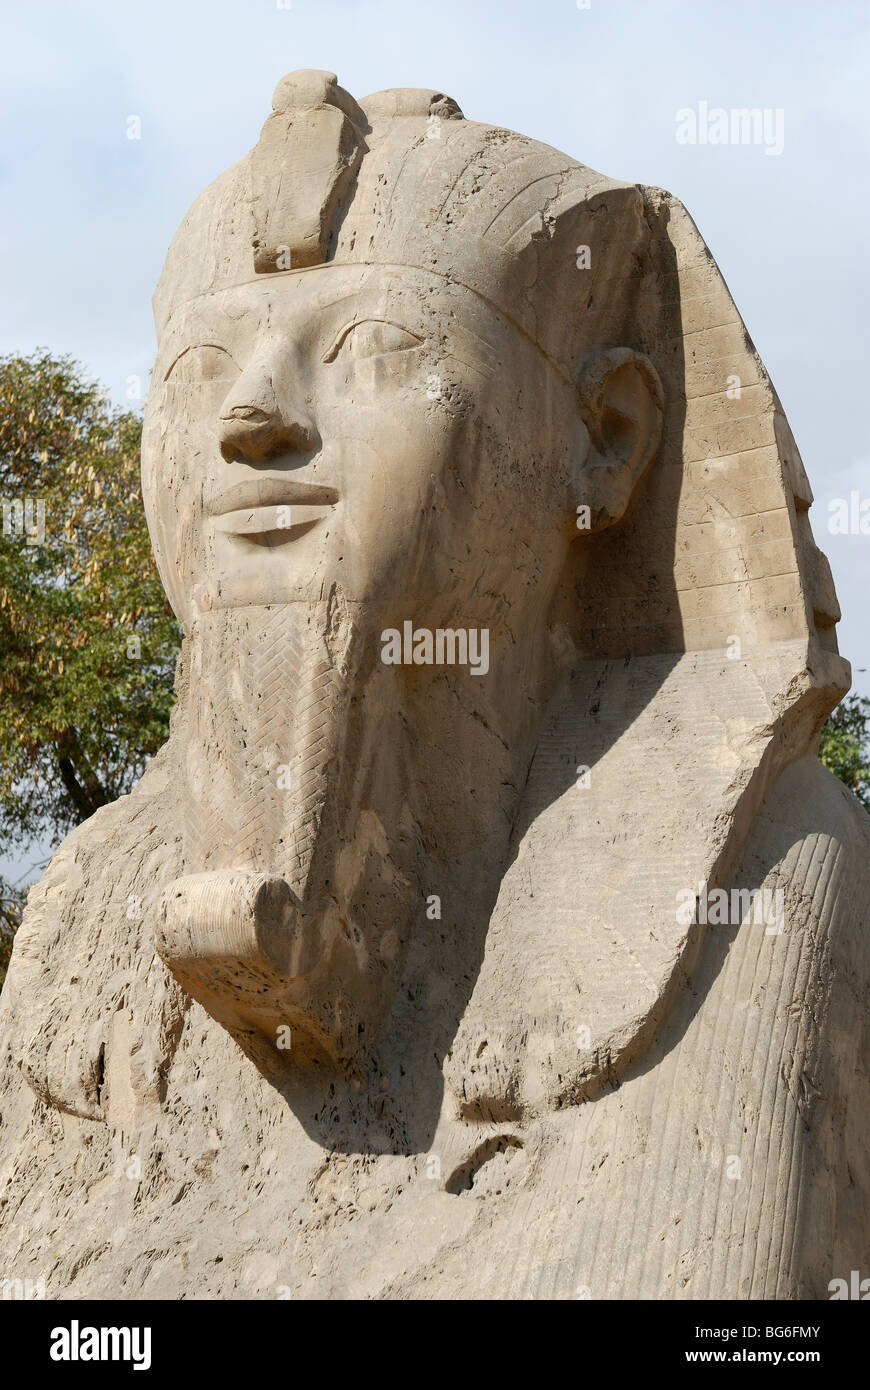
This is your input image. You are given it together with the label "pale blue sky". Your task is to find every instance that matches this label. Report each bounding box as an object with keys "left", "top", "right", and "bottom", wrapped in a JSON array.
[{"left": 1, "top": 0, "right": 868, "bottom": 852}]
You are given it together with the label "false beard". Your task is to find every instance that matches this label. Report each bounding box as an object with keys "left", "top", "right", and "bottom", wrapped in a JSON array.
[
  {"left": 157, "top": 590, "right": 426, "bottom": 1076},
  {"left": 181, "top": 591, "right": 359, "bottom": 898}
]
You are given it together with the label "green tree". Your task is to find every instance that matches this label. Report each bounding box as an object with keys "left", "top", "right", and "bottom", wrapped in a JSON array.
[
  {"left": 0, "top": 351, "right": 180, "bottom": 985},
  {"left": 0, "top": 924, "right": 11, "bottom": 986},
  {"left": 819, "top": 692, "right": 870, "bottom": 811}
]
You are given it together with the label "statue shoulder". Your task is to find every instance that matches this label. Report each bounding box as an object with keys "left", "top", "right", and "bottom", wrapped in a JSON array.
[
  {"left": 1, "top": 748, "right": 186, "bottom": 1122},
  {"left": 747, "top": 754, "right": 870, "bottom": 904}
]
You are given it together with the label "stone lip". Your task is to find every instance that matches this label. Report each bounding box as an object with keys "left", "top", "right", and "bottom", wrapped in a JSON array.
[{"left": 205, "top": 477, "right": 339, "bottom": 516}]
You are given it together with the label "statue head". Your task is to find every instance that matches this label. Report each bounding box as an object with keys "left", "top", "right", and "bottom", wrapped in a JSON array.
[
  {"left": 142, "top": 71, "right": 665, "bottom": 631},
  {"left": 141, "top": 71, "right": 674, "bottom": 1082}
]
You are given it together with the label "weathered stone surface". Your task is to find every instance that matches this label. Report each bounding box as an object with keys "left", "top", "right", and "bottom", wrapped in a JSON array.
[{"left": 1, "top": 70, "right": 867, "bottom": 1300}]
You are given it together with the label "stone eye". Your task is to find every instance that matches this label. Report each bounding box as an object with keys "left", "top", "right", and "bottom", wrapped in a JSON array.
[
  {"left": 323, "top": 319, "right": 423, "bottom": 363},
  {"left": 163, "top": 344, "right": 239, "bottom": 384}
]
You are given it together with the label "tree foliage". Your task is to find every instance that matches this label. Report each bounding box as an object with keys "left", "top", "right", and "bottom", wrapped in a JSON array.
[
  {"left": 819, "top": 692, "right": 870, "bottom": 811},
  {"left": 0, "top": 351, "right": 180, "bottom": 978}
]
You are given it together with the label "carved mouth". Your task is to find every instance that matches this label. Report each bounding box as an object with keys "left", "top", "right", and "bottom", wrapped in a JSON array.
[
  {"left": 207, "top": 476, "right": 339, "bottom": 515},
  {"left": 207, "top": 477, "right": 339, "bottom": 537},
  {"left": 212, "top": 505, "right": 331, "bottom": 538}
]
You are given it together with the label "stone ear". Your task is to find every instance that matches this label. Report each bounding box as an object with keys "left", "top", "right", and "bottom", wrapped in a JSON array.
[{"left": 572, "top": 347, "right": 664, "bottom": 531}]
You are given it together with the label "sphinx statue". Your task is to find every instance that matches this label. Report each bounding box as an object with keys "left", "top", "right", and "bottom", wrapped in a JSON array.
[{"left": 1, "top": 71, "right": 868, "bottom": 1301}]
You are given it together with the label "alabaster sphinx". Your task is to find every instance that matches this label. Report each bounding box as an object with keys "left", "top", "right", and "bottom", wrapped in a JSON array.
[{"left": 1, "top": 71, "right": 868, "bottom": 1300}]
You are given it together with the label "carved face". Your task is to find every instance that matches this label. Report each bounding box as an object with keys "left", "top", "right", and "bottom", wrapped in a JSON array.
[
  {"left": 142, "top": 263, "right": 582, "bottom": 632},
  {"left": 145, "top": 254, "right": 663, "bottom": 1077},
  {"left": 146, "top": 261, "right": 597, "bottom": 1073}
]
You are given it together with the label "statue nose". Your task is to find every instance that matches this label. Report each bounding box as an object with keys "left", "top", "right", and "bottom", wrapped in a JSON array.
[{"left": 218, "top": 370, "right": 317, "bottom": 463}]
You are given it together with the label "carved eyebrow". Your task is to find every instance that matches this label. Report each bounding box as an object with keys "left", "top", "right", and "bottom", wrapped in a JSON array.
[
  {"left": 162, "top": 342, "right": 237, "bottom": 381},
  {"left": 321, "top": 317, "right": 424, "bottom": 363}
]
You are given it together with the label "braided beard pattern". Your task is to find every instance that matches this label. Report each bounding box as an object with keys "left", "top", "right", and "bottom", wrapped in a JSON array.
[{"left": 181, "top": 593, "right": 358, "bottom": 900}]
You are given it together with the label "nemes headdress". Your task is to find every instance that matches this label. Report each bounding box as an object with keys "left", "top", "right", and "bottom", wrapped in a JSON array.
[{"left": 155, "top": 69, "right": 650, "bottom": 377}]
